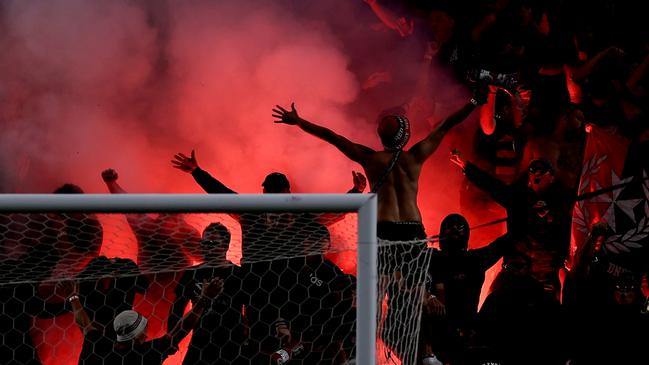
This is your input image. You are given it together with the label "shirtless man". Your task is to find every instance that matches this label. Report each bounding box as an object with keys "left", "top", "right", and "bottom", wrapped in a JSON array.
[
  {"left": 272, "top": 91, "right": 485, "bottom": 244},
  {"left": 273, "top": 90, "right": 485, "bottom": 364}
]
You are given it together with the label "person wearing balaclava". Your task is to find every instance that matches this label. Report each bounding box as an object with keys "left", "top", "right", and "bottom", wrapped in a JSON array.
[
  {"left": 423, "top": 214, "right": 511, "bottom": 364},
  {"left": 430, "top": 214, "right": 511, "bottom": 323},
  {"left": 272, "top": 86, "right": 487, "bottom": 365}
]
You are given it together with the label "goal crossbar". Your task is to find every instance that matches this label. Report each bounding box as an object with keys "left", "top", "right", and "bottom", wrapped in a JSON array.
[{"left": 0, "top": 193, "right": 378, "bottom": 365}]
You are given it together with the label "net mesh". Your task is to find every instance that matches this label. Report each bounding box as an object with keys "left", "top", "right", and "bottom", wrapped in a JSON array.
[
  {"left": 0, "top": 210, "right": 363, "bottom": 365},
  {"left": 376, "top": 238, "right": 433, "bottom": 365}
]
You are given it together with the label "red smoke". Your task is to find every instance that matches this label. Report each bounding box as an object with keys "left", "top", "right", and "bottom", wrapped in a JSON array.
[{"left": 1, "top": 1, "right": 505, "bottom": 364}]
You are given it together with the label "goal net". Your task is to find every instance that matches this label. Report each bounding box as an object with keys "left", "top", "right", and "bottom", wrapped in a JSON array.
[{"left": 0, "top": 193, "right": 387, "bottom": 365}]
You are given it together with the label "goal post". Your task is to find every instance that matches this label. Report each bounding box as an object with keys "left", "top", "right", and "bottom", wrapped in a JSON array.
[{"left": 0, "top": 193, "right": 378, "bottom": 365}]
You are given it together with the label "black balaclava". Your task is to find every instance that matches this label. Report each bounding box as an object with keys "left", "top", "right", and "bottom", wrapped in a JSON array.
[{"left": 439, "top": 213, "right": 469, "bottom": 252}]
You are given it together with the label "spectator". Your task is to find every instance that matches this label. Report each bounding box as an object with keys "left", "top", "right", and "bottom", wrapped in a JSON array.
[
  {"left": 52, "top": 184, "right": 103, "bottom": 271},
  {"left": 59, "top": 276, "right": 222, "bottom": 365},
  {"left": 273, "top": 93, "right": 485, "bottom": 363},
  {"left": 478, "top": 253, "right": 566, "bottom": 365},
  {"left": 422, "top": 214, "right": 510, "bottom": 363},
  {"left": 168, "top": 222, "right": 246, "bottom": 365},
  {"left": 241, "top": 226, "right": 356, "bottom": 365},
  {"left": 452, "top": 153, "right": 572, "bottom": 298},
  {"left": 73, "top": 256, "right": 148, "bottom": 365},
  {"left": 101, "top": 169, "right": 201, "bottom": 272},
  {"left": 171, "top": 150, "right": 365, "bottom": 261},
  {"left": 569, "top": 272, "right": 649, "bottom": 365}
]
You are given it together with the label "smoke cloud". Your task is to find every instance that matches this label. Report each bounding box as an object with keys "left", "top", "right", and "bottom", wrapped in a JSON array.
[{"left": 1, "top": 1, "right": 505, "bottom": 364}]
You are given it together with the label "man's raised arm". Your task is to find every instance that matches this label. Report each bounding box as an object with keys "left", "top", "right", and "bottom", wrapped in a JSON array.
[
  {"left": 56, "top": 280, "right": 96, "bottom": 335},
  {"left": 172, "top": 150, "right": 237, "bottom": 194},
  {"left": 101, "top": 168, "right": 153, "bottom": 227},
  {"left": 273, "top": 103, "right": 374, "bottom": 164},
  {"left": 409, "top": 87, "right": 487, "bottom": 163}
]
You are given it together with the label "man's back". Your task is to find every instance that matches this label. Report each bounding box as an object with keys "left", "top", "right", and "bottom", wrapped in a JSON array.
[
  {"left": 366, "top": 150, "right": 423, "bottom": 222},
  {"left": 272, "top": 100, "right": 484, "bottom": 223}
]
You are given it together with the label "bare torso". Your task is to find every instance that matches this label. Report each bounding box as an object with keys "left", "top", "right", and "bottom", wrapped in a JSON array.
[{"left": 363, "top": 150, "right": 423, "bottom": 222}]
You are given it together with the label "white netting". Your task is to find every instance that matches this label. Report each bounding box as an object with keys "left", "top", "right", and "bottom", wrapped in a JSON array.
[
  {"left": 376, "top": 238, "right": 434, "bottom": 365},
  {"left": 0, "top": 196, "right": 369, "bottom": 365}
]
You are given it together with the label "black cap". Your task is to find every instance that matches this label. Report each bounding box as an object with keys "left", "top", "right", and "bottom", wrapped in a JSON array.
[{"left": 262, "top": 172, "right": 290, "bottom": 191}]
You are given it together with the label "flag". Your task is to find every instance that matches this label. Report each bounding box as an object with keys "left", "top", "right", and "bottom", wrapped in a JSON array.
[{"left": 570, "top": 125, "right": 649, "bottom": 277}]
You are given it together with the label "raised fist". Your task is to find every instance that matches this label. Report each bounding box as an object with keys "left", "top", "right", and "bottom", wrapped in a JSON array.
[{"left": 101, "top": 169, "right": 118, "bottom": 182}]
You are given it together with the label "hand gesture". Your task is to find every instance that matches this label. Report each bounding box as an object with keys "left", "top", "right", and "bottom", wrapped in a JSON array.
[
  {"left": 200, "top": 277, "right": 224, "bottom": 300},
  {"left": 450, "top": 149, "right": 467, "bottom": 170},
  {"left": 352, "top": 171, "right": 367, "bottom": 192},
  {"left": 424, "top": 295, "right": 446, "bottom": 317},
  {"left": 395, "top": 17, "right": 414, "bottom": 37},
  {"left": 172, "top": 150, "right": 198, "bottom": 173},
  {"left": 101, "top": 169, "right": 118, "bottom": 183},
  {"left": 272, "top": 103, "right": 301, "bottom": 125},
  {"left": 56, "top": 279, "right": 79, "bottom": 299}
]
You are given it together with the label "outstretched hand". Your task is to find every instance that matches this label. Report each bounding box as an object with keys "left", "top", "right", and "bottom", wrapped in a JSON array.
[
  {"left": 424, "top": 294, "right": 446, "bottom": 317},
  {"left": 172, "top": 150, "right": 198, "bottom": 173},
  {"left": 272, "top": 103, "right": 301, "bottom": 125},
  {"left": 101, "top": 169, "right": 118, "bottom": 183},
  {"left": 352, "top": 171, "right": 367, "bottom": 192},
  {"left": 200, "top": 277, "right": 224, "bottom": 300},
  {"left": 450, "top": 149, "right": 467, "bottom": 170},
  {"left": 395, "top": 17, "right": 414, "bottom": 37}
]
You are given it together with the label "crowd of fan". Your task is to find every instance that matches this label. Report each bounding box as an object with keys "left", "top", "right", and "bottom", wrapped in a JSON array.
[{"left": 1, "top": 0, "right": 649, "bottom": 364}]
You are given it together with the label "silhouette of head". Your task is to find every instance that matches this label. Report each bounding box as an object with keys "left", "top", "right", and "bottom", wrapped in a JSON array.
[
  {"left": 377, "top": 115, "right": 410, "bottom": 150},
  {"left": 262, "top": 172, "right": 290, "bottom": 193},
  {"left": 527, "top": 159, "right": 555, "bottom": 193},
  {"left": 439, "top": 213, "right": 469, "bottom": 252},
  {"left": 201, "top": 222, "right": 230, "bottom": 262}
]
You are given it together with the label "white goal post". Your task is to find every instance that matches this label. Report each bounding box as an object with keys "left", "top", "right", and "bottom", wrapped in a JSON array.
[{"left": 0, "top": 193, "right": 378, "bottom": 365}]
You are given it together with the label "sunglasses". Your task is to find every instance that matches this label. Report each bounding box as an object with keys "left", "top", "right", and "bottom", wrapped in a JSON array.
[{"left": 529, "top": 166, "right": 551, "bottom": 174}]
